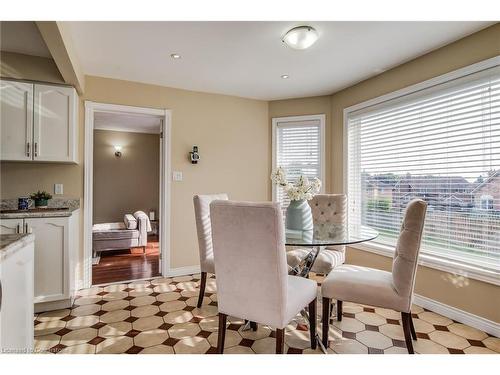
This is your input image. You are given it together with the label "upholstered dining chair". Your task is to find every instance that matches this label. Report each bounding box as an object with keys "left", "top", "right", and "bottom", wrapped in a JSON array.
[
  {"left": 287, "top": 194, "right": 347, "bottom": 275},
  {"left": 210, "top": 200, "right": 318, "bottom": 354},
  {"left": 193, "top": 193, "right": 229, "bottom": 308},
  {"left": 321, "top": 199, "right": 427, "bottom": 354}
]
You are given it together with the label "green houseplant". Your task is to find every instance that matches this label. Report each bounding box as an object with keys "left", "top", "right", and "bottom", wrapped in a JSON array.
[{"left": 30, "top": 190, "right": 53, "bottom": 208}]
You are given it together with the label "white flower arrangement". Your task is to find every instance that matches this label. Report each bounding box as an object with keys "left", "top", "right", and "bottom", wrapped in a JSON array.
[{"left": 271, "top": 167, "right": 322, "bottom": 201}]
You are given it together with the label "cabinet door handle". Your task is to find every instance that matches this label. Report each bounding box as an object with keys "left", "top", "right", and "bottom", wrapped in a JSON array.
[
  {"left": 34, "top": 142, "right": 38, "bottom": 157},
  {"left": 26, "top": 142, "right": 30, "bottom": 157},
  {"left": 16, "top": 223, "right": 21, "bottom": 233},
  {"left": 25, "top": 222, "right": 28, "bottom": 233}
]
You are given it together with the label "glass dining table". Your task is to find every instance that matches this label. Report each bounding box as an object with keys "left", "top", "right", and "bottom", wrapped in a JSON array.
[
  {"left": 284, "top": 222, "right": 379, "bottom": 352},
  {"left": 285, "top": 223, "right": 379, "bottom": 277}
]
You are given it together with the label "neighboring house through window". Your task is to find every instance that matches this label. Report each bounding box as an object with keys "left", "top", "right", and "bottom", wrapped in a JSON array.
[{"left": 346, "top": 60, "right": 500, "bottom": 279}]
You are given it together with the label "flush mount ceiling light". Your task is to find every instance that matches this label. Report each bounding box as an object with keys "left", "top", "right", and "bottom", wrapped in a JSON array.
[
  {"left": 281, "top": 74, "right": 290, "bottom": 79},
  {"left": 282, "top": 26, "right": 319, "bottom": 50},
  {"left": 170, "top": 53, "right": 181, "bottom": 59}
]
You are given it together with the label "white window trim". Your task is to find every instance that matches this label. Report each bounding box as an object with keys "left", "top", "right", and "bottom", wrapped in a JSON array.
[
  {"left": 343, "top": 55, "right": 500, "bottom": 286},
  {"left": 272, "top": 114, "right": 326, "bottom": 202}
]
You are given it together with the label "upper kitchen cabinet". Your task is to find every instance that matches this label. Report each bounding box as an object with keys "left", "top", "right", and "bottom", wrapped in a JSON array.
[
  {"left": 0, "top": 80, "right": 33, "bottom": 161},
  {"left": 0, "top": 79, "right": 78, "bottom": 163}
]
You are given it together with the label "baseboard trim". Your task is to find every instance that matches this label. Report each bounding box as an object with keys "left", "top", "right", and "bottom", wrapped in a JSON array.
[
  {"left": 414, "top": 294, "right": 499, "bottom": 337},
  {"left": 165, "top": 265, "right": 201, "bottom": 277}
]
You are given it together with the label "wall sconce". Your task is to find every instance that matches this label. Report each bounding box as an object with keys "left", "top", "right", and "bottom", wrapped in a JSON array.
[
  {"left": 189, "top": 145, "right": 200, "bottom": 164},
  {"left": 114, "top": 145, "right": 122, "bottom": 157}
]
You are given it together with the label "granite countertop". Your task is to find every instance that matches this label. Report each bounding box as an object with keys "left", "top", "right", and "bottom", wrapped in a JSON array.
[
  {"left": 0, "top": 206, "right": 79, "bottom": 219},
  {"left": 0, "top": 233, "right": 34, "bottom": 262},
  {"left": 0, "top": 198, "right": 80, "bottom": 219}
]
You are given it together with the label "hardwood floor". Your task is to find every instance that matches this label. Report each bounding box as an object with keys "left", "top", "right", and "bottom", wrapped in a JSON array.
[{"left": 92, "top": 235, "right": 160, "bottom": 285}]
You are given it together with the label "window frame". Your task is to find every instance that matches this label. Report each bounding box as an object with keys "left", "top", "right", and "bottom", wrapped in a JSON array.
[
  {"left": 272, "top": 114, "right": 326, "bottom": 203},
  {"left": 343, "top": 55, "right": 500, "bottom": 286}
]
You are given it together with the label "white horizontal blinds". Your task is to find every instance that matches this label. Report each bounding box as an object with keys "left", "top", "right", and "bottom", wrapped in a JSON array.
[
  {"left": 348, "top": 65, "right": 500, "bottom": 270},
  {"left": 276, "top": 119, "right": 322, "bottom": 210}
]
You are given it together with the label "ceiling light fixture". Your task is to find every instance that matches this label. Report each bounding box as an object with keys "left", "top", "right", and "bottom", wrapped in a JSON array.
[
  {"left": 170, "top": 53, "right": 181, "bottom": 59},
  {"left": 282, "top": 26, "right": 319, "bottom": 50},
  {"left": 281, "top": 74, "right": 290, "bottom": 79}
]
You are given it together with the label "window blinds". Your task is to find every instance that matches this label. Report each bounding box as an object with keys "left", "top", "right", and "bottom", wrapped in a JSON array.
[
  {"left": 347, "top": 65, "right": 500, "bottom": 270},
  {"left": 275, "top": 119, "right": 323, "bottom": 209}
]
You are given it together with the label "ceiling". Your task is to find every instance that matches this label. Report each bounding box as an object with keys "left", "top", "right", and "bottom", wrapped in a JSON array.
[
  {"left": 94, "top": 112, "right": 162, "bottom": 134},
  {"left": 0, "top": 21, "right": 51, "bottom": 58},
  {"left": 63, "top": 22, "right": 492, "bottom": 100}
]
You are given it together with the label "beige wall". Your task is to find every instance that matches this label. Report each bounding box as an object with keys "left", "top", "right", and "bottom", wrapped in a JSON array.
[
  {"left": 93, "top": 130, "right": 160, "bottom": 224},
  {"left": 0, "top": 51, "right": 64, "bottom": 84},
  {"left": 269, "top": 23, "right": 500, "bottom": 322}
]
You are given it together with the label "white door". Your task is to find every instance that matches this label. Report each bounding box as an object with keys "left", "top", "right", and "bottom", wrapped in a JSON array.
[
  {"left": 0, "top": 240, "right": 34, "bottom": 352},
  {"left": 0, "top": 80, "right": 33, "bottom": 161},
  {"left": 33, "top": 84, "right": 77, "bottom": 162},
  {"left": 0, "top": 218, "right": 24, "bottom": 234},
  {"left": 25, "top": 217, "right": 69, "bottom": 303}
]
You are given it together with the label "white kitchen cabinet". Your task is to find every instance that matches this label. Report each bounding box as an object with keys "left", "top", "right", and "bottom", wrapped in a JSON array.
[
  {"left": 0, "top": 79, "right": 78, "bottom": 163},
  {"left": 0, "top": 218, "right": 24, "bottom": 235},
  {"left": 33, "top": 84, "right": 78, "bottom": 162},
  {"left": 0, "top": 80, "right": 33, "bottom": 161},
  {"left": 23, "top": 212, "right": 79, "bottom": 312},
  {"left": 0, "top": 234, "right": 34, "bottom": 353}
]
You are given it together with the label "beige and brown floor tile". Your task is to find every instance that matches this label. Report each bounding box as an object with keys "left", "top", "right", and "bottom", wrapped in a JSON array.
[
  {"left": 100, "top": 309, "right": 130, "bottom": 324},
  {"left": 173, "top": 336, "right": 210, "bottom": 354},
  {"left": 133, "top": 316, "right": 165, "bottom": 331},
  {"left": 99, "top": 321, "right": 133, "bottom": 337},
  {"left": 141, "top": 345, "right": 174, "bottom": 354},
  {"left": 96, "top": 336, "right": 134, "bottom": 354},
  {"left": 413, "top": 338, "right": 449, "bottom": 354},
  {"left": 428, "top": 331, "right": 470, "bottom": 350},
  {"left": 447, "top": 323, "right": 488, "bottom": 341},
  {"left": 168, "top": 322, "right": 201, "bottom": 339},
  {"left": 134, "top": 329, "right": 170, "bottom": 348},
  {"left": 59, "top": 343, "right": 96, "bottom": 354},
  {"left": 330, "top": 338, "right": 368, "bottom": 354},
  {"left": 418, "top": 311, "right": 453, "bottom": 326},
  {"left": 208, "top": 330, "right": 241, "bottom": 348},
  {"left": 33, "top": 272, "right": 499, "bottom": 356},
  {"left": 65, "top": 315, "right": 100, "bottom": 330},
  {"left": 356, "top": 330, "right": 393, "bottom": 350},
  {"left": 482, "top": 336, "right": 500, "bottom": 352}
]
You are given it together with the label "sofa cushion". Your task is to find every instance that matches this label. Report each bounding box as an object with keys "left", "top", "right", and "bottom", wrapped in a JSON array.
[{"left": 124, "top": 214, "right": 138, "bottom": 229}]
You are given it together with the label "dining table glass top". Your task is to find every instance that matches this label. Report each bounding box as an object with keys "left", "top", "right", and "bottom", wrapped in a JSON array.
[{"left": 285, "top": 223, "right": 379, "bottom": 247}]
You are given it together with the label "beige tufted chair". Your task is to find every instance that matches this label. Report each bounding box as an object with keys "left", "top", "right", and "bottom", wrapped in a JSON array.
[
  {"left": 320, "top": 199, "right": 427, "bottom": 354},
  {"left": 286, "top": 194, "right": 347, "bottom": 275},
  {"left": 193, "top": 193, "right": 229, "bottom": 308}
]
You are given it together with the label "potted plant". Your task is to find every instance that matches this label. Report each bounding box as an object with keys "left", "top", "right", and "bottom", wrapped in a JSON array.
[
  {"left": 271, "top": 167, "right": 321, "bottom": 231},
  {"left": 30, "top": 190, "right": 53, "bottom": 208}
]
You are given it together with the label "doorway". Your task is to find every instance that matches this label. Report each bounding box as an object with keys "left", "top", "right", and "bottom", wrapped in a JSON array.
[{"left": 83, "top": 102, "right": 171, "bottom": 288}]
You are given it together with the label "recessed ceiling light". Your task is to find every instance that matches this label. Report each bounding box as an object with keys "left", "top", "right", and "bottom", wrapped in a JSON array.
[
  {"left": 281, "top": 74, "right": 290, "bottom": 79},
  {"left": 170, "top": 53, "right": 181, "bottom": 59},
  {"left": 282, "top": 26, "right": 319, "bottom": 50}
]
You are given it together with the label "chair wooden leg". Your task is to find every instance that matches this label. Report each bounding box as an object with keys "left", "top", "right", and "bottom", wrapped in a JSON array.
[
  {"left": 143, "top": 246, "right": 146, "bottom": 254},
  {"left": 308, "top": 298, "right": 317, "bottom": 350},
  {"left": 322, "top": 297, "right": 330, "bottom": 348},
  {"left": 337, "top": 300, "right": 343, "bottom": 322},
  {"left": 409, "top": 313, "right": 417, "bottom": 340},
  {"left": 275, "top": 328, "right": 285, "bottom": 354},
  {"left": 197, "top": 272, "right": 207, "bottom": 308},
  {"left": 401, "top": 312, "right": 415, "bottom": 354},
  {"left": 217, "top": 313, "right": 227, "bottom": 354}
]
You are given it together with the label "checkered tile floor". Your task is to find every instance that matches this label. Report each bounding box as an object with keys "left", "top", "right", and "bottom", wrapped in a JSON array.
[{"left": 33, "top": 273, "right": 500, "bottom": 354}]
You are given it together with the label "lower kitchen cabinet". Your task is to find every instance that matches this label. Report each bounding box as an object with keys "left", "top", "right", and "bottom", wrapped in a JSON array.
[
  {"left": 0, "top": 234, "right": 34, "bottom": 352},
  {"left": 0, "top": 212, "right": 79, "bottom": 312}
]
